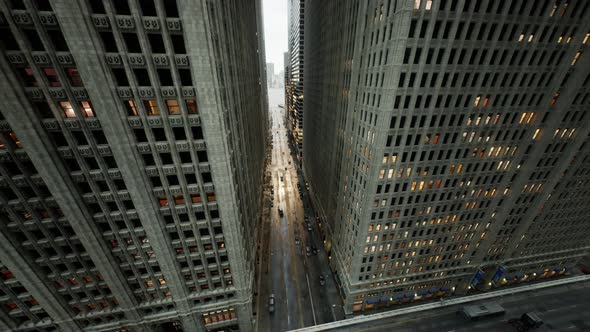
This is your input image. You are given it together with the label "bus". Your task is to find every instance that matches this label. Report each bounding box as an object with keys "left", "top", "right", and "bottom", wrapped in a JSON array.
[{"left": 459, "top": 302, "right": 506, "bottom": 321}]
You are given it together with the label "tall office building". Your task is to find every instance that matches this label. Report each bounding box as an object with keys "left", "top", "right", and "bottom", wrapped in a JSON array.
[
  {"left": 304, "top": 0, "right": 590, "bottom": 314},
  {"left": 286, "top": 0, "right": 304, "bottom": 161},
  {"left": 266, "top": 62, "right": 274, "bottom": 87},
  {"left": 0, "top": 0, "right": 267, "bottom": 331}
]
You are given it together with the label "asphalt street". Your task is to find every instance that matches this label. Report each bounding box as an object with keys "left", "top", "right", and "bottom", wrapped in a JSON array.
[
  {"left": 255, "top": 88, "right": 344, "bottom": 332},
  {"left": 334, "top": 280, "right": 590, "bottom": 332}
]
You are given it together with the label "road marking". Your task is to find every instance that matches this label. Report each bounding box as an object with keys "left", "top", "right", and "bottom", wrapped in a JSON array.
[{"left": 306, "top": 272, "right": 318, "bottom": 325}]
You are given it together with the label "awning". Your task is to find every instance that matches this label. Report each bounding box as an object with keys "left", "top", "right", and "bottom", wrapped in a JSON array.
[
  {"left": 380, "top": 296, "right": 391, "bottom": 302},
  {"left": 404, "top": 292, "right": 415, "bottom": 298},
  {"left": 366, "top": 297, "right": 379, "bottom": 304},
  {"left": 428, "top": 288, "right": 437, "bottom": 294},
  {"left": 417, "top": 290, "right": 429, "bottom": 295},
  {"left": 439, "top": 286, "right": 450, "bottom": 292},
  {"left": 394, "top": 294, "right": 404, "bottom": 300}
]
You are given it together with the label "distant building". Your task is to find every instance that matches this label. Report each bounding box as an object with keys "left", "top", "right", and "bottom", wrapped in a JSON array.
[
  {"left": 0, "top": 0, "right": 267, "bottom": 331},
  {"left": 266, "top": 62, "right": 275, "bottom": 87},
  {"left": 304, "top": 0, "right": 590, "bottom": 315},
  {"left": 286, "top": 0, "right": 304, "bottom": 160}
]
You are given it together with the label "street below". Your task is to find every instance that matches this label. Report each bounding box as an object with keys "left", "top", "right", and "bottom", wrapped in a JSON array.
[{"left": 255, "top": 88, "right": 344, "bottom": 332}]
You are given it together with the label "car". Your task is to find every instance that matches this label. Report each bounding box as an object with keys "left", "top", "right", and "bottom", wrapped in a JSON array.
[
  {"left": 306, "top": 246, "right": 311, "bottom": 256},
  {"left": 304, "top": 215, "right": 310, "bottom": 221},
  {"left": 295, "top": 237, "right": 300, "bottom": 245},
  {"left": 319, "top": 274, "right": 325, "bottom": 286},
  {"left": 280, "top": 176, "right": 283, "bottom": 181},
  {"left": 312, "top": 245, "right": 318, "bottom": 255},
  {"left": 268, "top": 294, "right": 275, "bottom": 313},
  {"left": 270, "top": 202, "right": 274, "bottom": 207},
  {"left": 307, "top": 223, "right": 312, "bottom": 231},
  {"left": 278, "top": 208, "right": 284, "bottom": 217}
]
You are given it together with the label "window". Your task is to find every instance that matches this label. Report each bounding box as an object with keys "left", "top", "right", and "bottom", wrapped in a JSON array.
[
  {"left": 44, "top": 68, "right": 61, "bottom": 87},
  {"left": 158, "top": 69, "right": 173, "bottom": 85},
  {"left": 67, "top": 68, "right": 83, "bottom": 86},
  {"left": 47, "top": 29, "right": 69, "bottom": 51},
  {"left": 112, "top": 68, "right": 129, "bottom": 86},
  {"left": 60, "top": 101, "right": 75, "bottom": 118},
  {"left": 179, "top": 69, "right": 192, "bottom": 85},
  {"left": 148, "top": 33, "right": 165, "bottom": 53},
  {"left": 164, "top": 0, "right": 179, "bottom": 17},
  {"left": 80, "top": 101, "right": 94, "bottom": 117},
  {"left": 125, "top": 100, "right": 138, "bottom": 116},
  {"left": 20, "top": 68, "right": 37, "bottom": 86},
  {"left": 186, "top": 99, "right": 198, "bottom": 113},
  {"left": 171, "top": 34, "right": 186, "bottom": 53},
  {"left": 144, "top": 100, "right": 159, "bottom": 115},
  {"left": 166, "top": 99, "right": 180, "bottom": 114}
]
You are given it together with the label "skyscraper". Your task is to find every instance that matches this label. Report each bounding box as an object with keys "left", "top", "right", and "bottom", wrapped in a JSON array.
[
  {"left": 304, "top": 0, "right": 590, "bottom": 314},
  {"left": 266, "top": 62, "right": 274, "bottom": 87},
  {"left": 286, "top": 0, "right": 304, "bottom": 162},
  {"left": 0, "top": 0, "right": 267, "bottom": 331}
]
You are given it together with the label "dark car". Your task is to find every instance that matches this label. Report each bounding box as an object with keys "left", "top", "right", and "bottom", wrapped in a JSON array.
[
  {"left": 278, "top": 208, "right": 284, "bottom": 217},
  {"left": 319, "top": 274, "right": 325, "bottom": 286},
  {"left": 312, "top": 245, "right": 318, "bottom": 255}
]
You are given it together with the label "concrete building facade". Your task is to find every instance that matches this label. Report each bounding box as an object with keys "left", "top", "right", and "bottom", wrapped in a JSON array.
[
  {"left": 0, "top": 0, "right": 267, "bottom": 331},
  {"left": 286, "top": 0, "right": 304, "bottom": 161},
  {"left": 304, "top": 0, "right": 590, "bottom": 315}
]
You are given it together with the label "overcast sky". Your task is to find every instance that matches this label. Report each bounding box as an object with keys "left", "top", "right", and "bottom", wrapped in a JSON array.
[{"left": 263, "top": 0, "right": 288, "bottom": 74}]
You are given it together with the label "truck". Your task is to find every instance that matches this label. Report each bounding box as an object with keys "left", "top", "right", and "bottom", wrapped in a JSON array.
[{"left": 458, "top": 302, "right": 506, "bottom": 321}]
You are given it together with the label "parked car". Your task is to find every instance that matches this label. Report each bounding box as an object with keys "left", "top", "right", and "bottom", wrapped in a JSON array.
[
  {"left": 312, "top": 245, "right": 318, "bottom": 255},
  {"left": 295, "top": 237, "right": 300, "bottom": 245},
  {"left": 307, "top": 223, "right": 312, "bottom": 231},
  {"left": 278, "top": 208, "right": 284, "bottom": 217},
  {"left": 268, "top": 294, "right": 275, "bottom": 313},
  {"left": 306, "top": 246, "right": 311, "bottom": 256},
  {"left": 319, "top": 274, "right": 325, "bottom": 286}
]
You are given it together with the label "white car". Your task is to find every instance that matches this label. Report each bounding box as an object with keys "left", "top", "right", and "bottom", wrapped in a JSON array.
[{"left": 268, "top": 294, "right": 275, "bottom": 313}]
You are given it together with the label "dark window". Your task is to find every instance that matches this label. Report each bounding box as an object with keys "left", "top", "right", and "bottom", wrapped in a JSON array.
[
  {"left": 164, "top": 0, "right": 179, "bottom": 17},
  {"left": 8, "top": 0, "right": 25, "bottom": 9},
  {"left": 24, "top": 29, "right": 45, "bottom": 51},
  {"left": 85, "top": 157, "right": 99, "bottom": 169},
  {"left": 167, "top": 175, "right": 179, "bottom": 185},
  {"left": 112, "top": 68, "right": 129, "bottom": 86},
  {"left": 113, "top": 0, "right": 131, "bottom": 15},
  {"left": 148, "top": 34, "right": 165, "bottom": 52},
  {"left": 197, "top": 150, "right": 208, "bottom": 162},
  {"left": 140, "top": 0, "right": 157, "bottom": 16},
  {"left": 157, "top": 69, "right": 173, "bottom": 86},
  {"left": 173, "top": 127, "right": 186, "bottom": 140},
  {"left": 88, "top": 0, "right": 106, "bottom": 13},
  {"left": 179, "top": 69, "right": 192, "bottom": 85},
  {"left": 171, "top": 34, "right": 186, "bottom": 53},
  {"left": 47, "top": 29, "right": 69, "bottom": 51},
  {"left": 43, "top": 68, "right": 61, "bottom": 87},
  {"left": 50, "top": 131, "right": 68, "bottom": 147},
  {"left": 185, "top": 173, "right": 196, "bottom": 184},
  {"left": 65, "top": 158, "right": 81, "bottom": 172},
  {"left": 20, "top": 68, "right": 37, "bottom": 86},
  {"left": 34, "top": 0, "right": 53, "bottom": 11},
  {"left": 71, "top": 131, "right": 88, "bottom": 145},
  {"left": 66, "top": 68, "right": 83, "bottom": 86},
  {"left": 179, "top": 151, "right": 191, "bottom": 163},
  {"left": 92, "top": 130, "right": 108, "bottom": 144},
  {"left": 191, "top": 126, "right": 203, "bottom": 139},
  {"left": 134, "top": 69, "right": 151, "bottom": 86},
  {"left": 134, "top": 129, "right": 148, "bottom": 142},
  {"left": 100, "top": 31, "right": 118, "bottom": 52},
  {"left": 142, "top": 154, "right": 155, "bottom": 166},
  {"left": 0, "top": 27, "right": 20, "bottom": 50},
  {"left": 34, "top": 101, "right": 53, "bottom": 118},
  {"left": 201, "top": 172, "right": 212, "bottom": 182},
  {"left": 122, "top": 33, "right": 141, "bottom": 53},
  {"left": 152, "top": 128, "right": 166, "bottom": 141},
  {"left": 160, "top": 153, "right": 173, "bottom": 164}
]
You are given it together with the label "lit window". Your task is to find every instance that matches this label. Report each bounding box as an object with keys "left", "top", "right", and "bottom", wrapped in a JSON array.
[
  {"left": 158, "top": 278, "right": 166, "bottom": 285},
  {"left": 43, "top": 68, "right": 61, "bottom": 87},
  {"left": 143, "top": 100, "right": 160, "bottom": 115},
  {"left": 186, "top": 99, "right": 198, "bottom": 114},
  {"left": 584, "top": 33, "right": 590, "bottom": 45},
  {"left": 174, "top": 194, "right": 185, "bottom": 205},
  {"left": 571, "top": 52, "right": 581, "bottom": 66},
  {"left": 80, "top": 101, "right": 94, "bottom": 117},
  {"left": 425, "top": 0, "right": 432, "bottom": 10},
  {"left": 191, "top": 194, "right": 202, "bottom": 203},
  {"left": 414, "top": 0, "right": 421, "bottom": 9},
  {"left": 532, "top": 129, "right": 541, "bottom": 140},
  {"left": 145, "top": 280, "right": 154, "bottom": 287},
  {"left": 528, "top": 34, "right": 534, "bottom": 42},
  {"left": 159, "top": 197, "right": 168, "bottom": 206},
  {"left": 473, "top": 95, "right": 481, "bottom": 107},
  {"left": 166, "top": 99, "right": 180, "bottom": 114},
  {"left": 207, "top": 193, "right": 216, "bottom": 202},
  {"left": 60, "top": 101, "right": 75, "bottom": 118},
  {"left": 126, "top": 100, "right": 138, "bottom": 116},
  {"left": 66, "top": 68, "right": 83, "bottom": 86},
  {"left": 518, "top": 33, "right": 525, "bottom": 42}
]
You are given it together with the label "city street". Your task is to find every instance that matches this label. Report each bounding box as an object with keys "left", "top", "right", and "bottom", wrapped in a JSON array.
[{"left": 255, "top": 88, "right": 344, "bottom": 332}]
